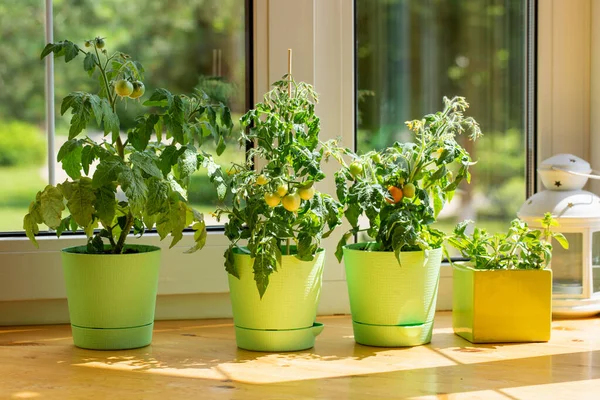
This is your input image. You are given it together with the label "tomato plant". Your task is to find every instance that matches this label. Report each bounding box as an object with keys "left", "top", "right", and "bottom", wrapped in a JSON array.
[
  {"left": 446, "top": 213, "right": 569, "bottom": 270},
  {"left": 24, "top": 38, "right": 233, "bottom": 254},
  {"left": 216, "top": 76, "right": 343, "bottom": 297},
  {"left": 328, "top": 96, "right": 483, "bottom": 261}
]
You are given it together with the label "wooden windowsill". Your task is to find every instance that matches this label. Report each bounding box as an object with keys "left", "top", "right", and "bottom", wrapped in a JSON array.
[{"left": 1, "top": 312, "right": 600, "bottom": 399}]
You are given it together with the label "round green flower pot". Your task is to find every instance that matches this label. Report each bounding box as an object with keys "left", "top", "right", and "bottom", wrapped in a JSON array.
[
  {"left": 343, "top": 243, "right": 443, "bottom": 347},
  {"left": 228, "top": 247, "right": 325, "bottom": 352},
  {"left": 61, "top": 244, "right": 161, "bottom": 350}
]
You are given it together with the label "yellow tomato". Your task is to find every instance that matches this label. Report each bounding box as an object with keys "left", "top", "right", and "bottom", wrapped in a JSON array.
[
  {"left": 298, "top": 186, "right": 315, "bottom": 200},
  {"left": 264, "top": 192, "right": 281, "bottom": 207},
  {"left": 282, "top": 192, "right": 301, "bottom": 212},
  {"left": 276, "top": 184, "right": 288, "bottom": 197},
  {"left": 256, "top": 174, "right": 269, "bottom": 185}
]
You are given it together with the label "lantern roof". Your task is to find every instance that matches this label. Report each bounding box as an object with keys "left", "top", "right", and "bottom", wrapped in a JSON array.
[{"left": 518, "top": 189, "right": 600, "bottom": 220}]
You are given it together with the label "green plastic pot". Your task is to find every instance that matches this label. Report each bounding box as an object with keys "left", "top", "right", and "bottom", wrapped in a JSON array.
[
  {"left": 61, "top": 244, "right": 161, "bottom": 350},
  {"left": 343, "top": 243, "right": 443, "bottom": 347},
  {"left": 228, "top": 246, "right": 325, "bottom": 352}
]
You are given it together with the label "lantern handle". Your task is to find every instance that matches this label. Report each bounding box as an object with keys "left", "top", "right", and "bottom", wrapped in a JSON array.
[{"left": 551, "top": 166, "right": 600, "bottom": 180}]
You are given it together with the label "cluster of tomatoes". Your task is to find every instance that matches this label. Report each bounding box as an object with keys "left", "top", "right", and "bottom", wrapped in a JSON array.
[
  {"left": 386, "top": 181, "right": 415, "bottom": 204},
  {"left": 256, "top": 174, "right": 315, "bottom": 213},
  {"left": 114, "top": 79, "right": 145, "bottom": 99},
  {"left": 348, "top": 160, "right": 416, "bottom": 205}
]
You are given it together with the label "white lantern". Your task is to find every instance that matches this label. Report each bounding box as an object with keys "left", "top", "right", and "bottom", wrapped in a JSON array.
[{"left": 518, "top": 154, "right": 600, "bottom": 317}]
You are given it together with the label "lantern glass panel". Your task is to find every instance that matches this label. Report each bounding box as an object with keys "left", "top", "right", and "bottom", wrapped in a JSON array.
[
  {"left": 592, "top": 232, "right": 600, "bottom": 294},
  {"left": 551, "top": 232, "right": 583, "bottom": 295}
]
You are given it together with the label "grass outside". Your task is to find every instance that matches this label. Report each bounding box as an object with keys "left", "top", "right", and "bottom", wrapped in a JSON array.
[{"left": 0, "top": 167, "right": 45, "bottom": 232}]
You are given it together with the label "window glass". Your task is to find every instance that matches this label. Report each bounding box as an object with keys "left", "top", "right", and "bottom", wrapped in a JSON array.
[
  {"left": 53, "top": 0, "right": 247, "bottom": 226},
  {"left": 552, "top": 232, "right": 583, "bottom": 296},
  {"left": 356, "top": 0, "right": 526, "bottom": 236},
  {"left": 0, "top": 0, "right": 48, "bottom": 232}
]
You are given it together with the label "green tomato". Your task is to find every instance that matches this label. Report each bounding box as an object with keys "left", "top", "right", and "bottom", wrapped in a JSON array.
[
  {"left": 115, "top": 80, "right": 133, "bottom": 97},
  {"left": 95, "top": 37, "right": 105, "bottom": 49},
  {"left": 349, "top": 162, "right": 363, "bottom": 178},
  {"left": 129, "top": 81, "right": 145, "bottom": 99},
  {"left": 403, "top": 183, "right": 416, "bottom": 198}
]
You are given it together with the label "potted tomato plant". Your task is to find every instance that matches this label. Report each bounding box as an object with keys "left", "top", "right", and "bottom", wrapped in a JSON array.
[
  {"left": 216, "top": 76, "right": 343, "bottom": 352},
  {"left": 23, "top": 37, "right": 232, "bottom": 350},
  {"left": 331, "top": 96, "right": 481, "bottom": 347},
  {"left": 447, "top": 213, "right": 568, "bottom": 343}
]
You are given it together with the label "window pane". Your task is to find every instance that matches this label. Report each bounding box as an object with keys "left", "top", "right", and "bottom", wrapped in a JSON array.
[
  {"left": 53, "top": 0, "right": 247, "bottom": 226},
  {"left": 552, "top": 232, "right": 583, "bottom": 296},
  {"left": 356, "top": 0, "right": 526, "bottom": 236},
  {"left": 0, "top": 0, "right": 48, "bottom": 232}
]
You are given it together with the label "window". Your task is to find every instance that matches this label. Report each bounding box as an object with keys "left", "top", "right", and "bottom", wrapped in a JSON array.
[
  {"left": 0, "top": 0, "right": 250, "bottom": 233},
  {"left": 356, "top": 0, "right": 529, "bottom": 236}
]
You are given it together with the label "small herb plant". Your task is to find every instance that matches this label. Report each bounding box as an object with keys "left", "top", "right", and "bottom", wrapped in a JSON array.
[
  {"left": 217, "top": 76, "right": 343, "bottom": 297},
  {"left": 447, "top": 213, "right": 569, "bottom": 270},
  {"left": 331, "top": 96, "right": 482, "bottom": 261},
  {"left": 24, "top": 37, "right": 232, "bottom": 254}
]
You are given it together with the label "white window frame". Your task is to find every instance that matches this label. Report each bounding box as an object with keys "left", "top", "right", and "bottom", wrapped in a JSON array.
[{"left": 0, "top": 0, "right": 594, "bottom": 325}]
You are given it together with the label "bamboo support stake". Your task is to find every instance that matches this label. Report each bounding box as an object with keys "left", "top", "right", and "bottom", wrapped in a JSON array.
[{"left": 286, "top": 48, "right": 292, "bottom": 256}]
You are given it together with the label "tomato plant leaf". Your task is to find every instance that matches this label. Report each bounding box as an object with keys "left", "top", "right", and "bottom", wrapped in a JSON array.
[{"left": 39, "top": 185, "right": 65, "bottom": 229}]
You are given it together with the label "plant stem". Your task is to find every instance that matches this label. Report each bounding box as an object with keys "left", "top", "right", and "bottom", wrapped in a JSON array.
[
  {"left": 114, "top": 213, "right": 134, "bottom": 254},
  {"left": 94, "top": 46, "right": 125, "bottom": 159}
]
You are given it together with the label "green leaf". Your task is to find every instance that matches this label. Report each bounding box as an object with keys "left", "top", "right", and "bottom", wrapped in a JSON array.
[
  {"left": 118, "top": 166, "right": 148, "bottom": 215},
  {"left": 130, "top": 151, "right": 162, "bottom": 178},
  {"left": 156, "top": 199, "right": 186, "bottom": 247},
  {"left": 101, "top": 99, "right": 120, "bottom": 140},
  {"left": 158, "top": 145, "right": 180, "bottom": 176},
  {"left": 68, "top": 95, "right": 93, "bottom": 139},
  {"left": 145, "top": 177, "right": 170, "bottom": 215},
  {"left": 92, "top": 156, "right": 124, "bottom": 188},
  {"left": 143, "top": 88, "right": 173, "bottom": 108},
  {"left": 57, "top": 140, "right": 83, "bottom": 180},
  {"left": 40, "top": 185, "right": 65, "bottom": 229},
  {"left": 185, "top": 219, "right": 207, "bottom": 254},
  {"left": 253, "top": 249, "right": 276, "bottom": 299},
  {"left": 553, "top": 233, "right": 569, "bottom": 250},
  {"left": 216, "top": 136, "right": 226, "bottom": 156},
  {"left": 61, "top": 179, "right": 96, "bottom": 228},
  {"left": 23, "top": 214, "right": 39, "bottom": 247},
  {"left": 94, "top": 185, "right": 117, "bottom": 226},
  {"left": 63, "top": 41, "right": 79, "bottom": 62},
  {"left": 83, "top": 52, "right": 97, "bottom": 75},
  {"left": 335, "top": 232, "right": 353, "bottom": 263},
  {"left": 177, "top": 146, "right": 198, "bottom": 180},
  {"left": 80, "top": 146, "right": 95, "bottom": 175},
  {"left": 224, "top": 246, "right": 239, "bottom": 278},
  {"left": 60, "top": 93, "right": 80, "bottom": 116},
  {"left": 40, "top": 43, "right": 55, "bottom": 59}
]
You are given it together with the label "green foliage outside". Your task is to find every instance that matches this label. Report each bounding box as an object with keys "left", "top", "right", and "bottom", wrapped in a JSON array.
[{"left": 0, "top": 121, "right": 46, "bottom": 167}]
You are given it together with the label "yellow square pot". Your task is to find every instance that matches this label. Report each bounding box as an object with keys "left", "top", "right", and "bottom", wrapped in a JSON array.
[{"left": 453, "top": 262, "right": 552, "bottom": 343}]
